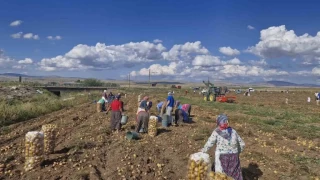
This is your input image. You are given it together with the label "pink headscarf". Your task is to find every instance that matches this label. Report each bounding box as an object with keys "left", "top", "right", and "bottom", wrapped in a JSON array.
[{"left": 143, "top": 96, "right": 149, "bottom": 101}]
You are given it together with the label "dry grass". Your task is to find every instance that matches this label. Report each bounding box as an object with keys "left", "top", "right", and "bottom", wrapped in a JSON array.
[{"left": 0, "top": 90, "right": 101, "bottom": 128}]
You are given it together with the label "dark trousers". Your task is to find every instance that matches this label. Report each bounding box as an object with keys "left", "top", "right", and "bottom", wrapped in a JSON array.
[{"left": 110, "top": 110, "right": 122, "bottom": 130}]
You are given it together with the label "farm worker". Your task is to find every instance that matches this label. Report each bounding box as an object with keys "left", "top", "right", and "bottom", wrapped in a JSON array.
[
  {"left": 106, "top": 95, "right": 123, "bottom": 133},
  {"left": 174, "top": 100, "right": 181, "bottom": 109},
  {"left": 181, "top": 104, "right": 192, "bottom": 117},
  {"left": 174, "top": 108, "right": 189, "bottom": 124},
  {"left": 316, "top": 93, "right": 320, "bottom": 105},
  {"left": 136, "top": 97, "right": 152, "bottom": 132},
  {"left": 107, "top": 92, "right": 115, "bottom": 104},
  {"left": 136, "top": 96, "right": 149, "bottom": 114},
  {"left": 185, "top": 90, "right": 188, "bottom": 95},
  {"left": 102, "top": 90, "right": 108, "bottom": 101},
  {"left": 136, "top": 110, "right": 150, "bottom": 133},
  {"left": 97, "top": 98, "right": 106, "bottom": 112},
  {"left": 166, "top": 92, "right": 175, "bottom": 124},
  {"left": 156, "top": 100, "right": 164, "bottom": 113},
  {"left": 201, "top": 114, "right": 245, "bottom": 180}
]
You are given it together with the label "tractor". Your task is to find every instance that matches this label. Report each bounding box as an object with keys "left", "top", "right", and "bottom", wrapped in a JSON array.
[{"left": 202, "top": 80, "right": 236, "bottom": 103}]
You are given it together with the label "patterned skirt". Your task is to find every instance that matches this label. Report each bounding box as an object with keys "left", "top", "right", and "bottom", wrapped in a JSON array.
[{"left": 218, "top": 153, "right": 243, "bottom": 180}]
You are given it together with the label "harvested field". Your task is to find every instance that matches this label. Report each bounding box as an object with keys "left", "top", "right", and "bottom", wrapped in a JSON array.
[{"left": 0, "top": 88, "right": 319, "bottom": 180}]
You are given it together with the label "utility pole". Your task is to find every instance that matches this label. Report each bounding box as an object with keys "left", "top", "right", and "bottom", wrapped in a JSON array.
[
  {"left": 128, "top": 73, "right": 131, "bottom": 88},
  {"left": 149, "top": 69, "right": 151, "bottom": 87}
]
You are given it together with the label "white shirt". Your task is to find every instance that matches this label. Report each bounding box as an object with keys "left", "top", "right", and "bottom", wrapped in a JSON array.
[{"left": 201, "top": 129, "right": 245, "bottom": 154}]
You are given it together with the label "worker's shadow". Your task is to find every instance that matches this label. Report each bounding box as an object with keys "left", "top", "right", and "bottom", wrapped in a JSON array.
[{"left": 242, "top": 162, "right": 263, "bottom": 180}]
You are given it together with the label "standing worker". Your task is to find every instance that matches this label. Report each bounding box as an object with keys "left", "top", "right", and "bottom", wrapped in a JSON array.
[
  {"left": 102, "top": 90, "right": 108, "bottom": 101},
  {"left": 106, "top": 95, "right": 123, "bottom": 133},
  {"left": 166, "top": 92, "right": 175, "bottom": 124},
  {"left": 201, "top": 114, "right": 245, "bottom": 180}
]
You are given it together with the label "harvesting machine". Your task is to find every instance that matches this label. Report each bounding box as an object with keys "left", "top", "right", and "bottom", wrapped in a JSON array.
[{"left": 202, "top": 80, "right": 236, "bottom": 103}]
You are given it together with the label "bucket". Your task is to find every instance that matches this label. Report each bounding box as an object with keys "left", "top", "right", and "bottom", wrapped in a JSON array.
[
  {"left": 162, "top": 114, "right": 169, "bottom": 127},
  {"left": 121, "top": 115, "right": 128, "bottom": 125},
  {"left": 126, "top": 131, "right": 139, "bottom": 140}
]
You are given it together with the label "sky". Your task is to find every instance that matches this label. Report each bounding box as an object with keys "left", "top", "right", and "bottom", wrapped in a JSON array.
[{"left": 1, "top": 0, "right": 320, "bottom": 84}]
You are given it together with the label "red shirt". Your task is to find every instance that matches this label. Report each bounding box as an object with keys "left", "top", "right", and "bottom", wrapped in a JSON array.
[{"left": 110, "top": 100, "right": 122, "bottom": 111}]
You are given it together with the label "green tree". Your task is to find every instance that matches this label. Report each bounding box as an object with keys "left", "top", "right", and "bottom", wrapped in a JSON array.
[{"left": 82, "top": 79, "right": 103, "bottom": 87}]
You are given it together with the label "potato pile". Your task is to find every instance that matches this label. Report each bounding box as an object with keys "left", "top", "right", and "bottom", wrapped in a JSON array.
[
  {"left": 42, "top": 124, "right": 57, "bottom": 154},
  {"left": 24, "top": 131, "right": 44, "bottom": 171},
  {"left": 208, "top": 172, "right": 233, "bottom": 180},
  {"left": 187, "top": 159, "right": 209, "bottom": 180},
  {"left": 148, "top": 116, "right": 158, "bottom": 137}
]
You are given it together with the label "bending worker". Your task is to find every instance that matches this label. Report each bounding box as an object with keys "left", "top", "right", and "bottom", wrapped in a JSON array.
[{"left": 136, "top": 96, "right": 152, "bottom": 133}]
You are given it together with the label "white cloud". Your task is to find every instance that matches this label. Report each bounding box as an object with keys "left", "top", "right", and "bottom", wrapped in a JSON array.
[
  {"left": 23, "top": 33, "right": 39, "bottom": 40},
  {"left": 0, "top": 50, "right": 17, "bottom": 69},
  {"left": 12, "top": 32, "right": 39, "bottom": 40},
  {"left": 162, "top": 41, "right": 209, "bottom": 61},
  {"left": 312, "top": 67, "right": 320, "bottom": 76},
  {"left": 247, "top": 25, "right": 255, "bottom": 30},
  {"left": 38, "top": 41, "right": 166, "bottom": 71},
  {"left": 153, "top": 39, "right": 162, "bottom": 43},
  {"left": 10, "top": 20, "right": 23, "bottom": 27},
  {"left": 18, "top": 58, "right": 33, "bottom": 64},
  {"left": 220, "top": 65, "right": 288, "bottom": 78},
  {"left": 219, "top": 47, "right": 240, "bottom": 56},
  {"left": 248, "top": 59, "right": 267, "bottom": 66},
  {"left": 247, "top": 25, "right": 320, "bottom": 63},
  {"left": 47, "top": 35, "right": 62, "bottom": 40},
  {"left": 13, "top": 65, "right": 27, "bottom": 69},
  {"left": 11, "top": 32, "right": 23, "bottom": 39},
  {"left": 192, "top": 55, "right": 241, "bottom": 66}
]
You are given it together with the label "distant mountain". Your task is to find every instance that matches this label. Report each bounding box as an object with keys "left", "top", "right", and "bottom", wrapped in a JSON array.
[
  {"left": 0, "top": 73, "right": 31, "bottom": 77},
  {"left": 134, "top": 81, "right": 184, "bottom": 85},
  {"left": 266, "top": 81, "right": 320, "bottom": 87},
  {"left": 0, "top": 73, "right": 65, "bottom": 78}
]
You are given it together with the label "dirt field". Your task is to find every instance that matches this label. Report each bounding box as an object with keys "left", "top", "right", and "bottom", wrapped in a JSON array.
[{"left": 0, "top": 89, "right": 319, "bottom": 180}]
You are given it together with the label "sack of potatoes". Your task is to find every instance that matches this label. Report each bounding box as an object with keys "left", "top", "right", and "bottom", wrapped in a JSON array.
[
  {"left": 187, "top": 152, "right": 211, "bottom": 180},
  {"left": 208, "top": 171, "right": 233, "bottom": 180},
  {"left": 25, "top": 131, "right": 44, "bottom": 157},
  {"left": 148, "top": 116, "right": 158, "bottom": 137},
  {"left": 42, "top": 124, "right": 57, "bottom": 154},
  {"left": 24, "top": 156, "right": 44, "bottom": 172}
]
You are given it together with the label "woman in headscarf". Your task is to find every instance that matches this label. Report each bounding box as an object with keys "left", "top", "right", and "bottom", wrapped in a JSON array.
[
  {"left": 136, "top": 96, "right": 151, "bottom": 133},
  {"left": 102, "top": 90, "right": 108, "bottom": 102},
  {"left": 106, "top": 95, "right": 123, "bottom": 133},
  {"left": 181, "top": 104, "right": 192, "bottom": 117},
  {"left": 136, "top": 96, "right": 149, "bottom": 114},
  {"left": 201, "top": 114, "right": 245, "bottom": 180},
  {"left": 174, "top": 108, "right": 189, "bottom": 125}
]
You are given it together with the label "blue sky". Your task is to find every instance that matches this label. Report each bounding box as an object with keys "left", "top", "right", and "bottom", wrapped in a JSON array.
[{"left": 1, "top": 0, "right": 320, "bottom": 83}]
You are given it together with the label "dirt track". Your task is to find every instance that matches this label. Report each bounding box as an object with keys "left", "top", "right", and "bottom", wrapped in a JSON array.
[{"left": 0, "top": 92, "right": 319, "bottom": 180}]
